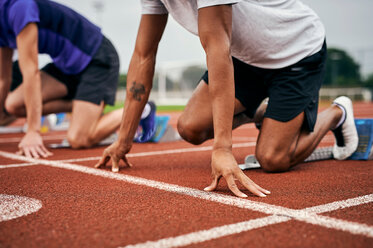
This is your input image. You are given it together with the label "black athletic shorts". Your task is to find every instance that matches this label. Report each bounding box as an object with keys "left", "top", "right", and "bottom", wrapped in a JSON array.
[
  {"left": 11, "top": 36, "right": 120, "bottom": 106},
  {"left": 201, "top": 41, "right": 327, "bottom": 132}
]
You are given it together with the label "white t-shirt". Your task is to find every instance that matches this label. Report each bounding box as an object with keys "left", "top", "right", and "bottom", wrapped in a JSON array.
[{"left": 141, "top": 0, "right": 325, "bottom": 69}]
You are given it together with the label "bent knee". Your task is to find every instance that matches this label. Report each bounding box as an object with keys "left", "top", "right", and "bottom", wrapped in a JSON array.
[
  {"left": 67, "top": 132, "right": 93, "bottom": 149},
  {"left": 4, "top": 98, "right": 24, "bottom": 116},
  {"left": 177, "top": 117, "right": 208, "bottom": 145},
  {"left": 256, "top": 149, "right": 291, "bottom": 173}
]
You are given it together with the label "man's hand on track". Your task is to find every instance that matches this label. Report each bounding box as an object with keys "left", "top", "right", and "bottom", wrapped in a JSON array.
[
  {"left": 204, "top": 149, "right": 271, "bottom": 198},
  {"left": 95, "top": 141, "right": 132, "bottom": 172},
  {"left": 17, "top": 131, "right": 52, "bottom": 158}
]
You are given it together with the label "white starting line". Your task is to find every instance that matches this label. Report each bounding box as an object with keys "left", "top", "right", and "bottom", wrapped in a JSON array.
[
  {"left": 58, "top": 142, "right": 257, "bottom": 163},
  {"left": 0, "top": 149, "right": 372, "bottom": 247},
  {"left": 0, "top": 162, "right": 37, "bottom": 169},
  {"left": 123, "top": 215, "right": 291, "bottom": 248}
]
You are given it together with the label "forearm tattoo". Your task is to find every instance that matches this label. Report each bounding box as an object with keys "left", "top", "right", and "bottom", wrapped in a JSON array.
[{"left": 130, "top": 81, "right": 145, "bottom": 101}]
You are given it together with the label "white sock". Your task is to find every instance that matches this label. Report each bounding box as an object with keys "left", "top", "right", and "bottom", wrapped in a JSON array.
[
  {"left": 332, "top": 103, "right": 346, "bottom": 130},
  {"left": 141, "top": 103, "right": 151, "bottom": 119}
]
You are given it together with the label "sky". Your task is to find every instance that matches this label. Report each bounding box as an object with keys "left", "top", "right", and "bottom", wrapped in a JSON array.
[{"left": 51, "top": 0, "right": 373, "bottom": 76}]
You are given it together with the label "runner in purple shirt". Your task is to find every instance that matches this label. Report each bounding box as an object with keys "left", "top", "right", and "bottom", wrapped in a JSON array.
[{"left": 0, "top": 0, "right": 155, "bottom": 158}]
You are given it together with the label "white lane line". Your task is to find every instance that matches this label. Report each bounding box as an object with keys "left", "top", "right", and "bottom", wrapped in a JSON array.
[
  {"left": 123, "top": 195, "right": 373, "bottom": 247},
  {"left": 0, "top": 162, "right": 37, "bottom": 169},
  {"left": 59, "top": 137, "right": 334, "bottom": 164},
  {"left": 122, "top": 215, "right": 290, "bottom": 248},
  {"left": 0, "top": 150, "right": 372, "bottom": 240},
  {"left": 60, "top": 142, "right": 257, "bottom": 163},
  {"left": 124, "top": 213, "right": 373, "bottom": 248},
  {"left": 0, "top": 194, "right": 42, "bottom": 222},
  {"left": 305, "top": 194, "right": 373, "bottom": 214},
  {"left": 0, "top": 150, "right": 291, "bottom": 216},
  {"left": 60, "top": 157, "right": 105, "bottom": 163},
  {"left": 296, "top": 213, "right": 373, "bottom": 238}
]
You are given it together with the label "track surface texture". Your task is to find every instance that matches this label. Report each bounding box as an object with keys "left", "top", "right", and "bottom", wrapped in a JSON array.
[{"left": 0, "top": 102, "right": 372, "bottom": 248}]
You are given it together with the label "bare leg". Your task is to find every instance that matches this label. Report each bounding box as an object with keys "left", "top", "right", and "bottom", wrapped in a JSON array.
[
  {"left": 5, "top": 70, "right": 122, "bottom": 148},
  {"left": 67, "top": 100, "right": 123, "bottom": 149},
  {"left": 40, "top": 100, "right": 72, "bottom": 115},
  {"left": 5, "top": 71, "right": 69, "bottom": 116},
  {"left": 256, "top": 104, "right": 342, "bottom": 172},
  {"left": 178, "top": 80, "right": 261, "bottom": 145}
]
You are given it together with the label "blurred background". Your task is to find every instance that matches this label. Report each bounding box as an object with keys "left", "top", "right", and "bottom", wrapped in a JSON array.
[{"left": 41, "top": 0, "right": 373, "bottom": 106}]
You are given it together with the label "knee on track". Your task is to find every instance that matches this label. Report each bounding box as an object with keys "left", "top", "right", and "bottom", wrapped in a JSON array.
[
  {"left": 256, "top": 148, "right": 291, "bottom": 173},
  {"left": 177, "top": 118, "right": 208, "bottom": 145},
  {"left": 4, "top": 98, "right": 24, "bottom": 116},
  {"left": 67, "top": 132, "right": 94, "bottom": 149}
]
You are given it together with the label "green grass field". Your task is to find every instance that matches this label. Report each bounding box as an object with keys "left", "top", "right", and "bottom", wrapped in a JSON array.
[{"left": 104, "top": 103, "right": 185, "bottom": 114}]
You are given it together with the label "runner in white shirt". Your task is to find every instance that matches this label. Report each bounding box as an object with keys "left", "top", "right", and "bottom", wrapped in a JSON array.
[
  {"left": 141, "top": 0, "right": 325, "bottom": 69},
  {"left": 96, "top": 0, "right": 358, "bottom": 198}
]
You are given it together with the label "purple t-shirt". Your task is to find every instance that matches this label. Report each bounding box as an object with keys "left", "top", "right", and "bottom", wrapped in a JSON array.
[{"left": 0, "top": 0, "right": 103, "bottom": 74}]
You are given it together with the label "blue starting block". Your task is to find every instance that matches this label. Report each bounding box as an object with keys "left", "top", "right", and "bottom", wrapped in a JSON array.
[
  {"left": 151, "top": 115, "right": 181, "bottom": 143},
  {"left": 50, "top": 115, "right": 181, "bottom": 148},
  {"left": 150, "top": 115, "right": 170, "bottom": 142},
  {"left": 349, "top": 118, "right": 373, "bottom": 160}
]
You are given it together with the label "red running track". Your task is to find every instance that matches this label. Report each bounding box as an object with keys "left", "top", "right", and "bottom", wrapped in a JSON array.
[{"left": 0, "top": 101, "right": 372, "bottom": 247}]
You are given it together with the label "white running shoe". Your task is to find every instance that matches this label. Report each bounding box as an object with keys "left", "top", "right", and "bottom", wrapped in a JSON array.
[{"left": 332, "top": 96, "right": 359, "bottom": 160}]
